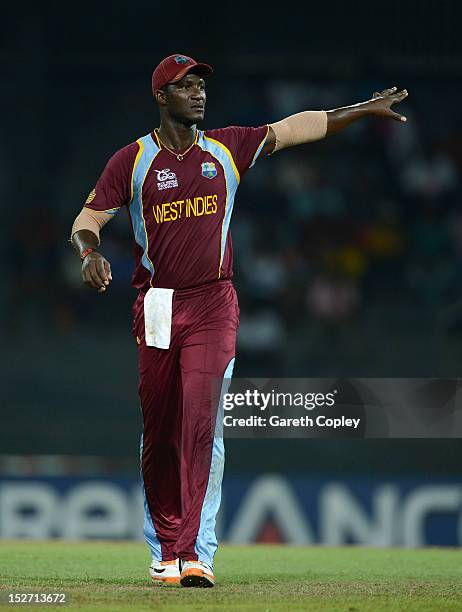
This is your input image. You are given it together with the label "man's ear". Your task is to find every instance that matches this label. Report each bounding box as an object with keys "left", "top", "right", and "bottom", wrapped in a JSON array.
[{"left": 154, "top": 89, "right": 168, "bottom": 106}]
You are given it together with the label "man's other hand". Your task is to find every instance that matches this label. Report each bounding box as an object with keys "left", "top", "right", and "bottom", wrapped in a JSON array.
[{"left": 82, "top": 252, "right": 113, "bottom": 293}]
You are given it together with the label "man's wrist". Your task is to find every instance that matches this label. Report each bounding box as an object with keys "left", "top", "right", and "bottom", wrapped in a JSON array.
[
  {"left": 71, "top": 229, "right": 100, "bottom": 261},
  {"left": 80, "top": 247, "right": 98, "bottom": 262},
  {"left": 347, "top": 100, "right": 376, "bottom": 116},
  {"left": 327, "top": 101, "right": 375, "bottom": 121},
  {"left": 361, "top": 99, "right": 381, "bottom": 115}
]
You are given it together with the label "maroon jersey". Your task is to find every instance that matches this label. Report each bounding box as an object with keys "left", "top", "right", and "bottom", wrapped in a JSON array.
[{"left": 84, "top": 125, "right": 269, "bottom": 290}]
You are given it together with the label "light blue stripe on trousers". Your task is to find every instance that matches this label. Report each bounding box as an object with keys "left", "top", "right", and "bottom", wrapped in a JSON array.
[
  {"left": 139, "top": 432, "right": 162, "bottom": 561},
  {"left": 194, "top": 357, "right": 235, "bottom": 568}
]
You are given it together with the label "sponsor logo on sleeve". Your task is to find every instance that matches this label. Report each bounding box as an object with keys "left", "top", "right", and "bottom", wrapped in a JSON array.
[{"left": 85, "top": 188, "right": 96, "bottom": 204}]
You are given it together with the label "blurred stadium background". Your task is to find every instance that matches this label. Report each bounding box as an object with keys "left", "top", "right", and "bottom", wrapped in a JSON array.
[{"left": 2, "top": 1, "right": 462, "bottom": 548}]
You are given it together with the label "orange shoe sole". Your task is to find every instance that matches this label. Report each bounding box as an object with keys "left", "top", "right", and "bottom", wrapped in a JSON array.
[
  {"left": 151, "top": 576, "right": 181, "bottom": 585},
  {"left": 180, "top": 568, "right": 215, "bottom": 588}
]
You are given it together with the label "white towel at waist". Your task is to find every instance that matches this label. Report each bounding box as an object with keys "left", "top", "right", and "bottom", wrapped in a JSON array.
[{"left": 143, "top": 287, "right": 174, "bottom": 349}]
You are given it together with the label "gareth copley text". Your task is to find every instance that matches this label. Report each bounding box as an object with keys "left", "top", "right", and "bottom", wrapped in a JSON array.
[{"left": 223, "top": 414, "right": 361, "bottom": 429}]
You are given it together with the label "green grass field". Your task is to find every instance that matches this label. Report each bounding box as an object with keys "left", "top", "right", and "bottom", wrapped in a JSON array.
[{"left": 1, "top": 541, "right": 461, "bottom": 611}]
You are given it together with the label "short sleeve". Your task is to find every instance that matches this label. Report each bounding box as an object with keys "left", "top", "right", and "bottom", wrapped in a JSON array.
[
  {"left": 83, "top": 142, "right": 139, "bottom": 214},
  {"left": 204, "top": 125, "right": 269, "bottom": 178}
]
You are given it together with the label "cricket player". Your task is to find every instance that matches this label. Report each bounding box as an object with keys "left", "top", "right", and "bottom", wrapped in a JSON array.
[{"left": 71, "top": 54, "right": 408, "bottom": 588}]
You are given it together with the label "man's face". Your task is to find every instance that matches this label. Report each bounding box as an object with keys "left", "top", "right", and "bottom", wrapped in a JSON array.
[{"left": 159, "top": 72, "right": 206, "bottom": 124}]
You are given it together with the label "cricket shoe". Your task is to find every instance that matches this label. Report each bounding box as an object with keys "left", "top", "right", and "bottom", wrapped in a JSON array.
[
  {"left": 180, "top": 560, "right": 215, "bottom": 588},
  {"left": 149, "top": 559, "right": 180, "bottom": 585}
]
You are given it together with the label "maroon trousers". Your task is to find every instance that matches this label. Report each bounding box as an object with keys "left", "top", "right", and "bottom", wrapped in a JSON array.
[{"left": 132, "top": 280, "right": 238, "bottom": 565}]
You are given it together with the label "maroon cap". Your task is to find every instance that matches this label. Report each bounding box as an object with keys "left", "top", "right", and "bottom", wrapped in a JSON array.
[{"left": 152, "top": 54, "right": 213, "bottom": 94}]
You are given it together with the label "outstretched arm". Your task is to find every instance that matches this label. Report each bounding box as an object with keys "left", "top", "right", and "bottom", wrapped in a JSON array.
[
  {"left": 262, "top": 86, "right": 408, "bottom": 155},
  {"left": 326, "top": 87, "right": 408, "bottom": 135}
]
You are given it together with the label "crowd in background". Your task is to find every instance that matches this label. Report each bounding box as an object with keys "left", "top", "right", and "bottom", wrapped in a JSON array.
[{"left": 5, "top": 77, "right": 462, "bottom": 378}]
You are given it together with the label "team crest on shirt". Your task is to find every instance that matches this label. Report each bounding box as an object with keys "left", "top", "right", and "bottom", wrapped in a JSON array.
[
  {"left": 201, "top": 162, "right": 217, "bottom": 179},
  {"left": 155, "top": 168, "right": 178, "bottom": 190}
]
